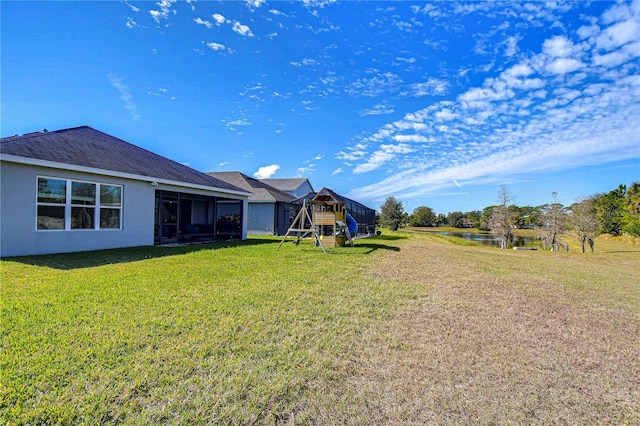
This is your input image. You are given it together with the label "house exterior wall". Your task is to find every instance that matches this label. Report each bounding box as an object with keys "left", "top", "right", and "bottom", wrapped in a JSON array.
[
  {"left": 247, "top": 202, "right": 276, "bottom": 235},
  {"left": 0, "top": 162, "right": 249, "bottom": 256},
  {"left": 1, "top": 162, "right": 155, "bottom": 257}
]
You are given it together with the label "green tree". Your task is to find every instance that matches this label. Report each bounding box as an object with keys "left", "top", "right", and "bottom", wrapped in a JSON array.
[
  {"left": 435, "top": 213, "right": 447, "bottom": 227},
  {"left": 466, "top": 210, "right": 482, "bottom": 228},
  {"left": 379, "top": 196, "right": 404, "bottom": 231},
  {"left": 622, "top": 181, "right": 640, "bottom": 236},
  {"left": 518, "top": 206, "right": 539, "bottom": 228},
  {"left": 446, "top": 211, "right": 465, "bottom": 227},
  {"left": 409, "top": 206, "right": 436, "bottom": 227},
  {"left": 595, "top": 184, "right": 626, "bottom": 236}
]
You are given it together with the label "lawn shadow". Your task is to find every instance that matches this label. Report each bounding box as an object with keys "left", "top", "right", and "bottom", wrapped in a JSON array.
[
  {"left": 3, "top": 238, "right": 278, "bottom": 270},
  {"left": 346, "top": 235, "right": 404, "bottom": 254},
  {"left": 353, "top": 243, "right": 401, "bottom": 254}
]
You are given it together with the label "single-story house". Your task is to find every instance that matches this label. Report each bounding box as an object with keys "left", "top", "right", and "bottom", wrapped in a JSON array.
[
  {"left": 0, "top": 126, "right": 252, "bottom": 257},
  {"left": 260, "top": 178, "right": 314, "bottom": 198},
  {"left": 294, "top": 187, "right": 377, "bottom": 236},
  {"left": 207, "top": 172, "right": 297, "bottom": 236}
]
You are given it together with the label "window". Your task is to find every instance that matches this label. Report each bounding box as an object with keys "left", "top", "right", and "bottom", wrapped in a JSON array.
[
  {"left": 100, "top": 185, "right": 122, "bottom": 229},
  {"left": 37, "top": 177, "right": 122, "bottom": 230}
]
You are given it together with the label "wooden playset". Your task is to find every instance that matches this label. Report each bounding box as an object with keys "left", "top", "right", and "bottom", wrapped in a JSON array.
[{"left": 276, "top": 189, "right": 355, "bottom": 253}]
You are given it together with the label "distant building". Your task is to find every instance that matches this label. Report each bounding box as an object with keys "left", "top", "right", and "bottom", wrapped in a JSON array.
[
  {"left": 1, "top": 126, "right": 251, "bottom": 257},
  {"left": 260, "top": 178, "right": 314, "bottom": 198},
  {"left": 294, "top": 187, "right": 377, "bottom": 235},
  {"left": 207, "top": 172, "right": 297, "bottom": 236}
]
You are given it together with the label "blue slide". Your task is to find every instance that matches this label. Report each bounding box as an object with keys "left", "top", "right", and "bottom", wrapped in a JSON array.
[{"left": 346, "top": 213, "right": 358, "bottom": 236}]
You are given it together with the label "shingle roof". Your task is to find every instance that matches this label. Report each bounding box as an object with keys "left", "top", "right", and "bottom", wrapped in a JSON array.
[
  {"left": 0, "top": 126, "right": 247, "bottom": 193},
  {"left": 294, "top": 187, "right": 375, "bottom": 211},
  {"left": 260, "top": 178, "right": 313, "bottom": 193},
  {"left": 208, "top": 172, "right": 296, "bottom": 202}
]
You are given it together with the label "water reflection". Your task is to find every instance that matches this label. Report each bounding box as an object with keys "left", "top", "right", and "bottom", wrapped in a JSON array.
[{"left": 430, "top": 231, "right": 535, "bottom": 248}]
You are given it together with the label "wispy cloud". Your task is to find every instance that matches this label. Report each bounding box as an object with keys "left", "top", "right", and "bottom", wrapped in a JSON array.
[
  {"left": 125, "top": 17, "right": 140, "bottom": 29},
  {"left": 254, "top": 164, "right": 280, "bottom": 179},
  {"left": 360, "top": 103, "right": 395, "bottom": 116},
  {"left": 124, "top": 0, "right": 140, "bottom": 13},
  {"left": 344, "top": 1, "right": 640, "bottom": 203},
  {"left": 246, "top": 0, "right": 266, "bottom": 9},
  {"left": 204, "top": 41, "right": 226, "bottom": 51},
  {"left": 212, "top": 14, "right": 226, "bottom": 25},
  {"left": 207, "top": 13, "right": 254, "bottom": 37},
  {"left": 194, "top": 17, "right": 213, "bottom": 29},
  {"left": 410, "top": 78, "right": 449, "bottom": 97},
  {"left": 107, "top": 74, "right": 140, "bottom": 121},
  {"left": 232, "top": 21, "right": 254, "bottom": 37},
  {"left": 149, "top": 0, "right": 176, "bottom": 24},
  {"left": 345, "top": 72, "right": 402, "bottom": 98},
  {"left": 353, "top": 143, "right": 414, "bottom": 174}
]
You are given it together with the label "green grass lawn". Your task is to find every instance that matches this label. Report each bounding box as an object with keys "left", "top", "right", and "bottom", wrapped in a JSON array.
[
  {"left": 1, "top": 235, "right": 418, "bottom": 424},
  {"left": 2, "top": 232, "right": 639, "bottom": 424}
]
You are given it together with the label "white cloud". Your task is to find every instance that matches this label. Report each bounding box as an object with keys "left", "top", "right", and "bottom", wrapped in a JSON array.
[
  {"left": 205, "top": 41, "right": 226, "bottom": 51},
  {"left": 302, "top": 0, "right": 337, "bottom": 9},
  {"left": 194, "top": 18, "right": 213, "bottom": 29},
  {"left": 125, "top": 1, "right": 140, "bottom": 12},
  {"left": 226, "top": 118, "right": 251, "bottom": 127},
  {"left": 543, "top": 35, "right": 579, "bottom": 58},
  {"left": 394, "top": 135, "right": 428, "bottom": 143},
  {"left": 346, "top": 72, "right": 402, "bottom": 97},
  {"left": 297, "top": 164, "right": 315, "bottom": 175},
  {"left": 503, "top": 35, "right": 520, "bottom": 57},
  {"left": 232, "top": 21, "right": 254, "bottom": 37},
  {"left": 246, "top": 0, "right": 265, "bottom": 8},
  {"left": 331, "top": 168, "right": 343, "bottom": 176},
  {"left": 396, "top": 56, "right": 417, "bottom": 64},
  {"left": 212, "top": 14, "right": 227, "bottom": 25},
  {"left": 336, "top": 143, "right": 368, "bottom": 161},
  {"left": 354, "top": 143, "right": 415, "bottom": 174},
  {"left": 360, "top": 103, "right": 395, "bottom": 116},
  {"left": 435, "top": 108, "right": 457, "bottom": 121},
  {"left": 126, "top": 17, "right": 139, "bottom": 29},
  {"left": 546, "top": 58, "right": 585, "bottom": 74},
  {"left": 597, "top": 19, "right": 640, "bottom": 50},
  {"left": 593, "top": 50, "right": 630, "bottom": 67},
  {"left": 254, "top": 164, "right": 280, "bottom": 179},
  {"left": 107, "top": 74, "right": 140, "bottom": 121},
  {"left": 411, "top": 78, "right": 449, "bottom": 97},
  {"left": 149, "top": 0, "right": 176, "bottom": 24}
]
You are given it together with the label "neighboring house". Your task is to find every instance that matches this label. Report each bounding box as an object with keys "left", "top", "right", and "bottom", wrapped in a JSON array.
[
  {"left": 294, "top": 187, "right": 377, "bottom": 235},
  {"left": 260, "top": 178, "right": 314, "bottom": 198},
  {"left": 207, "top": 172, "right": 297, "bottom": 236},
  {"left": 0, "top": 126, "right": 251, "bottom": 257}
]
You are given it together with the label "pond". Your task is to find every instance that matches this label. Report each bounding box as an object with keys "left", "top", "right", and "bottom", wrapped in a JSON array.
[{"left": 429, "top": 231, "right": 536, "bottom": 248}]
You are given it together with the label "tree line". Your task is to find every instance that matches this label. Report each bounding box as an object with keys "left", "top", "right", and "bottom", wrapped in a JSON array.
[{"left": 379, "top": 182, "right": 640, "bottom": 252}]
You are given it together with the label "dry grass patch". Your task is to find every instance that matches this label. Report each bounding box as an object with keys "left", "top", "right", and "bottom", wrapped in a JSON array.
[{"left": 302, "top": 233, "right": 640, "bottom": 424}]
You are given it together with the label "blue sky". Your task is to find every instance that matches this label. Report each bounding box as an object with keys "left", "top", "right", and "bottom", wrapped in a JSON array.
[{"left": 2, "top": 0, "right": 639, "bottom": 214}]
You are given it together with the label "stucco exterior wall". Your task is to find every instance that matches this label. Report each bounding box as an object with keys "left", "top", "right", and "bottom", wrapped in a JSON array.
[{"left": 1, "top": 162, "right": 156, "bottom": 257}]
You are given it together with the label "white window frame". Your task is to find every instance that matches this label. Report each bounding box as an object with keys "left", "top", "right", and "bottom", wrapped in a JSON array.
[{"left": 36, "top": 176, "right": 123, "bottom": 231}]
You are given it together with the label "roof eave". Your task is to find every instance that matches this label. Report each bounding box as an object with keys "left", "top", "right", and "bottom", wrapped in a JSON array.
[{"left": 1, "top": 154, "right": 253, "bottom": 197}]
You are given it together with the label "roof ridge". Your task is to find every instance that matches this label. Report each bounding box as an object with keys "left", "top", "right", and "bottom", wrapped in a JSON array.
[{"left": 1, "top": 125, "right": 93, "bottom": 142}]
